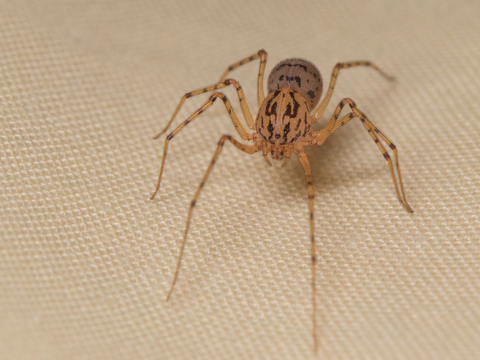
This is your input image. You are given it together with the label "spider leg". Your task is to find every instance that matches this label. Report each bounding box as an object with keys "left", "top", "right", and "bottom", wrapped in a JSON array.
[
  {"left": 166, "top": 135, "right": 259, "bottom": 301},
  {"left": 151, "top": 92, "right": 253, "bottom": 200},
  {"left": 312, "top": 61, "right": 394, "bottom": 123},
  {"left": 218, "top": 49, "right": 268, "bottom": 108},
  {"left": 314, "top": 98, "right": 413, "bottom": 213},
  {"left": 153, "top": 78, "right": 256, "bottom": 139},
  {"left": 295, "top": 148, "right": 318, "bottom": 352}
]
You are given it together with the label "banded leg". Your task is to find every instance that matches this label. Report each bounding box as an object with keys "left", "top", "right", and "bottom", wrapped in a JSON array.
[
  {"left": 315, "top": 98, "right": 413, "bottom": 213},
  {"left": 153, "top": 78, "right": 256, "bottom": 139},
  {"left": 296, "top": 148, "right": 318, "bottom": 352},
  {"left": 151, "top": 93, "right": 252, "bottom": 200},
  {"left": 314, "top": 97, "right": 358, "bottom": 143},
  {"left": 166, "top": 135, "right": 259, "bottom": 301},
  {"left": 312, "top": 61, "right": 395, "bottom": 123},
  {"left": 219, "top": 49, "right": 268, "bottom": 108}
]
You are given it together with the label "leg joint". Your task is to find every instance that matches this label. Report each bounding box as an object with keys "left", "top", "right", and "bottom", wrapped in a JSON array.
[
  {"left": 218, "top": 135, "right": 231, "bottom": 145},
  {"left": 210, "top": 92, "right": 227, "bottom": 102},
  {"left": 341, "top": 98, "right": 356, "bottom": 108}
]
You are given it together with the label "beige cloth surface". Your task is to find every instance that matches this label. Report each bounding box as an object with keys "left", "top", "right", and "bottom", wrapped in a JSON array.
[{"left": 1, "top": 1, "right": 480, "bottom": 359}]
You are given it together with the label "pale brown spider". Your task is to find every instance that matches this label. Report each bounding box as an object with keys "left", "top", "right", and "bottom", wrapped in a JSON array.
[{"left": 151, "top": 49, "right": 413, "bottom": 351}]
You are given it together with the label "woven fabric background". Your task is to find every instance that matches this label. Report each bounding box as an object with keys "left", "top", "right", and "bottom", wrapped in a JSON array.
[{"left": 1, "top": 1, "right": 479, "bottom": 359}]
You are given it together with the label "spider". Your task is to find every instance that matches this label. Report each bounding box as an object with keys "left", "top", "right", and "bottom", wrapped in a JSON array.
[{"left": 151, "top": 49, "right": 413, "bottom": 351}]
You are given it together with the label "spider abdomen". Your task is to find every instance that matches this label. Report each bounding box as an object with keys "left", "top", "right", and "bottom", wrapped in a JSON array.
[
  {"left": 267, "top": 58, "right": 323, "bottom": 111},
  {"left": 255, "top": 88, "right": 312, "bottom": 146}
]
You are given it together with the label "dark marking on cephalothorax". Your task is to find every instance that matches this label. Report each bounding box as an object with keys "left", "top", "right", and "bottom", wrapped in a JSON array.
[
  {"left": 294, "top": 129, "right": 302, "bottom": 141},
  {"left": 282, "top": 92, "right": 300, "bottom": 119},
  {"left": 267, "top": 121, "right": 274, "bottom": 140},
  {"left": 295, "top": 117, "right": 302, "bottom": 131},
  {"left": 302, "top": 125, "right": 309, "bottom": 137},
  {"left": 266, "top": 101, "right": 277, "bottom": 117},
  {"left": 289, "top": 91, "right": 296, "bottom": 102},
  {"left": 283, "top": 100, "right": 299, "bottom": 120},
  {"left": 285, "top": 104, "right": 291, "bottom": 117},
  {"left": 265, "top": 91, "right": 280, "bottom": 116},
  {"left": 283, "top": 122, "right": 291, "bottom": 143}
]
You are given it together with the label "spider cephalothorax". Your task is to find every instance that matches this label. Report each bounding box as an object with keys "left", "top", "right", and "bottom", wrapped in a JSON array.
[
  {"left": 255, "top": 88, "right": 311, "bottom": 147},
  {"left": 151, "top": 49, "right": 413, "bottom": 351}
]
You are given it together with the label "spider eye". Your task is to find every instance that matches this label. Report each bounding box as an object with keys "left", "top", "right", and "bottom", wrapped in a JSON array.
[
  {"left": 283, "top": 122, "right": 290, "bottom": 136},
  {"left": 267, "top": 123, "right": 274, "bottom": 133}
]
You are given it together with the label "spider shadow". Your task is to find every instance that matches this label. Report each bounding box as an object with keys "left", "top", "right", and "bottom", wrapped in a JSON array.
[
  {"left": 300, "top": 85, "right": 402, "bottom": 195},
  {"left": 278, "top": 121, "right": 390, "bottom": 200}
]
